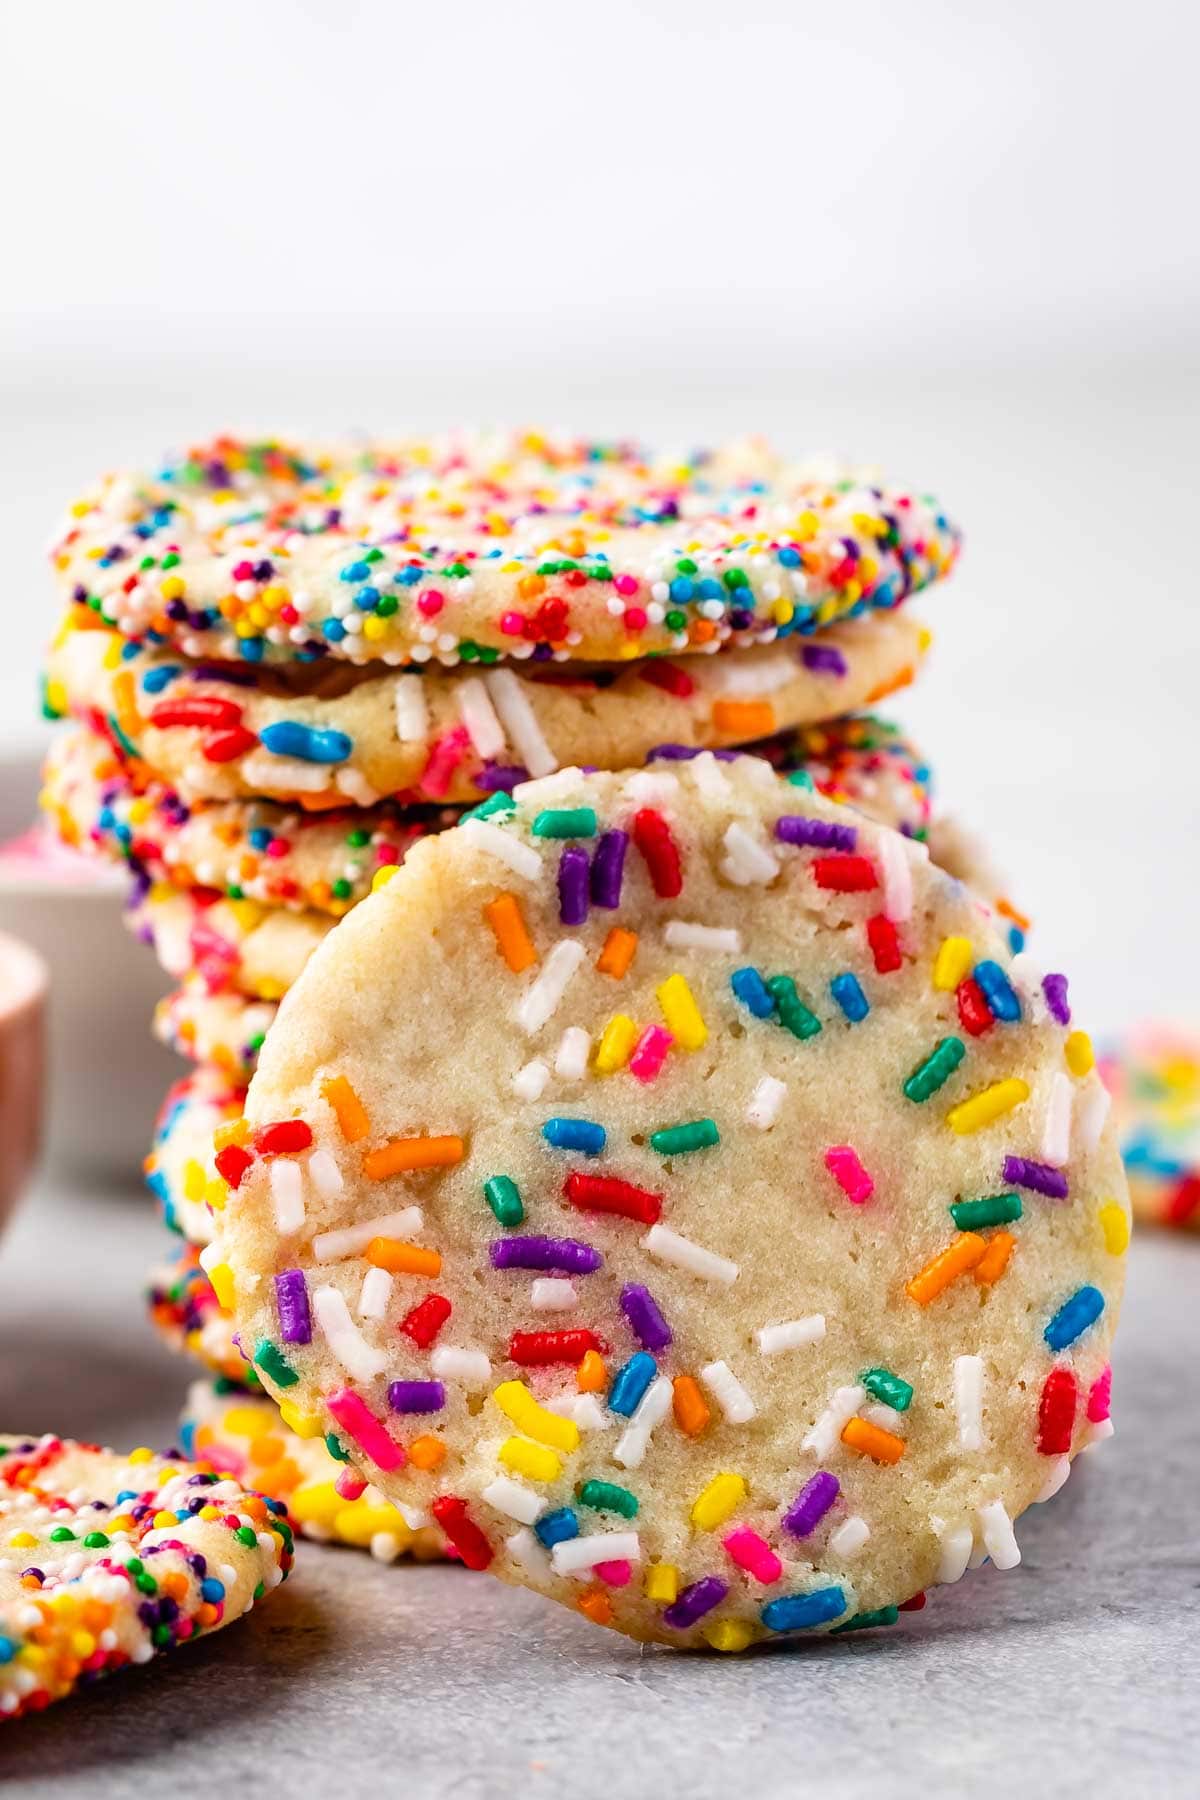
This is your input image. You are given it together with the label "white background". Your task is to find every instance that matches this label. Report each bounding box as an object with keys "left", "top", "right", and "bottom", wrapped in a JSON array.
[{"left": 3, "top": 0, "right": 1197, "bottom": 1034}]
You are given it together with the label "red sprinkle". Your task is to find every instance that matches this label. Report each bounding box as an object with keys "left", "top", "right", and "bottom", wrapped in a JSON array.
[
  {"left": 1037, "top": 1367, "right": 1078, "bottom": 1454},
  {"left": 213, "top": 1144, "right": 253, "bottom": 1189},
  {"left": 811, "top": 854, "right": 877, "bottom": 892},
  {"left": 203, "top": 725, "right": 259, "bottom": 763},
  {"left": 638, "top": 661, "right": 697, "bottom": 699},
  {"left": 898, "top": 1592, "right": 927, "bottom": 1612},
  {"left": 430, "top": 1496, "right": 493, "bottom": 1570},
  {"left": 563, "top": 1171, "right": 662, "bottom": 1225},
  {"left": 1166, "top": 1173, "right": 1200, "bottom": 1226},
  {"left": 149, "top": 697, "right": 244, "bottom": 730},
  {"left": 632, "top": 808, "right": 682, "bottom": 898},
  {"left": 956, "top": 978, "right": 993, "bottom": 1037},
  {"left": 866, "top": 914, "right": 902, "bottom": 974},
  {"left": 508, "top": 1329, "right": 605, "bottom": 1366},
  {"left": 1087, "top": 1366, "right": 1112, "bottom": 1423},
  {"left": 253, "top": 1120, "right": 313, "bottom": 1156},
  {"left": 400, "top": 1293, "right": 451, "bottom": 1349}
]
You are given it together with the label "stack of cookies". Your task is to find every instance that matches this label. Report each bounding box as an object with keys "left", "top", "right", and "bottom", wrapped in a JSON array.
[{"left": 39, "top": 430, "right": 967, "bottom": 1560}]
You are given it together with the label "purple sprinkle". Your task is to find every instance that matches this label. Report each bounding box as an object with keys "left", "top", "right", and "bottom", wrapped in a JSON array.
[
  {"left": 645, "top": 743, "right": 697, "bottom": 762},
  {"left": 590, "top": 829, "right": 628, "bottom": 909},
  {"left": 387, "top": 1380, "right": 446, "bottom": 1414},
  {"left": 1003, "top": 1155, "right": 1069, "bottom": 1200},
  {"left": 1042, "top": 973, "right": 1070, "bottom": 1025},
  {"left": 782, "top": 1470, "right": 840, "bottom": 1537},
  {"left": 801, "top": 644, "right": 848, "bottom": 677},
  {"left": 472, "top": 765, "right": 528, "bottom": 793},
  {"left": 558, "top": 845, "right": 590, "bottom": 926},
  {"left": 619, "top": 1283, "right": 672, "bottom": 1352},
  {"left": 489, "top": 1236, "right": 603, "bottom": 1274},
  {"left": 662, "top": 1576, "right": 729, "bottom": 1630},
  {"left": 774, "top": 814, "right": 858, "bottom": 853},
  {"left": 275, "top": 1269, "right": 312, "bottom": 1344}
]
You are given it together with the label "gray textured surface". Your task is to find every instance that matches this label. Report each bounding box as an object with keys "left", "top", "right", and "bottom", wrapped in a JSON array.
[{"left": 0, "top": 1177, "right": 1195, "bottom": 1799}]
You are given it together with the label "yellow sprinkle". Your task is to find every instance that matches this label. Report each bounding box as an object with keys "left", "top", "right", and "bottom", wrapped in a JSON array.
[
  {"left": 213, "top": 1117, "right": 249, "bottom": 1151},
  {"left": 492, "top": 1381, "right": 580, "bottom": 1452},
  {"left": 127, "top": 1447, "right": 154, "bottom": 1464},
  {"left": 18, "top": 1645, "right": 46, "bottom": 1670},
  {"left": 152, "top": 1510, "right": 175, "bottom": 1529},
  {"left": 7, "top": 1531, "right": 37, "bottom": 1549},
  {"left": 182, "top": 1158, "right": 207, "bottom": 1204},
  {"left": 278, "top": 1400, "right": 324, "bottom": 1439},
  {"left": 1065, "top": 1031, "right": 1095, "bottom": 1077},
  {"left": 657, "top": 973, "right": 707, "bottom": 1051},
  {"left": 933, "top": 935, "right": 973, "bottom": 991},
  {"left": 704, "top": 1619, "right": 755, "bottom": 1653},
  {"left": 594, "top": 1014, "right": 638, "bottom": 1074},
  {"left": 334, "top": 1501, "right": 413, "bottom": 1549},
  {"left": 690, "top": 1472, "right": 747, "bottom": 1532},
  {"left": 945, "top": 1078, "right": 1030, "bottom": 1135},
  {"left": 644, "top": 1562, "right": 679, "bottom": 1604},
  {"left": 372, "top": 866, "right": 399, "bottom": 892},
  {"left": 1099, "top": 1201, "right": 1130, "bottom": 1255},
  {"left": 204, "top": 1261, "right": 234, "bottom": 1311},
  {"left": 224, "top": 1405, "right": 273, "bottom": 1441},
  {"left": 498, "top": 1437, "right": 563, "bottom": 1483},
  {"left": 288, "top": 1481, "right": 342, "bottom": 1528}
]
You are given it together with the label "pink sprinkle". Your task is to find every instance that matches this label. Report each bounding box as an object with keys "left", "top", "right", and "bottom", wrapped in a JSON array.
[
  {"left": 722, "top": 1525, "right": 783, "bottom": 1584},
  {"left": 594, "top": 1559, "right": 633, "bottom": 1586},
  {"left": 1087, "top": 1365, "right": 1112, "bottom": 1423},
  {"left": 416, "top": 588, "right": 444, "bottom": 618},
  {"left": 420, "top": 726, "right": 470, "bottom": 799},
  {"left": 327, "top": 1388, "right": 406, "bottom": 1472},
  {"left": 629, "top": 1024, "right": 673, "bottom": 1084},
  {"left": 334, "top": 1466, "right": 368, "bottom": 1501},
  {"left": 500, "top": 610, "right": 526, "bottom": 636},
  {"left": 824, "top": 1145, "right": 874, "bottom": 1204},
  {"left": 615, "top": 574, "right": 639, "bottom": 597},
  {"left": 266, "top": 838, "right": 288, "bottom": 859},
  {"left": 622, "top": 607, "right": 648, "bottom": 631}
]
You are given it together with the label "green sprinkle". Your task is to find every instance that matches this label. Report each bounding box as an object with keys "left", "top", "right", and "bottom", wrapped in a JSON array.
[
  {"left": 235, "top": 1525, "right": 259, "bottom": 1548},
  {"left": 227, "top": 884, "right": 244, "bottom": 901},
  {"left": 664, "top": 609, "right": 687, "bottom": 631},
  {"left": 578, "top": 1480, "right": 639, "bottom": 1518},
  {"left": 786, "top": 769, "right": 814, "bottom": 790},
  {"left": 461, "top": 791, "right": 517, "bottom": 824},
  {"left": 161, "top": 552, "right": 180, "bottom": 569},
  {"left": 649, "top": 1119, "right": 720, "bottom": 1156},
  {"left": 832, "top": 1605, "right": 899, "bottom": 1633},
  {"left": 675, "top": 557, "right": 698, "bottom": 575},
  {"left": 903, "top": 1035, "right": 966, "bottom": 1103},
  {"left": 253, "top": 1580, "right": 266, "bottom": 1599},
  {"left": 460, "top": 642, "right": 481, "bottom": 662},
  {"left": 39, "top": 676, "right": 65, "bottom": 721},
  {"left": 346, "top": 828, "right": 370, "bottom": 848},
  {"left": 253, "top": 1339, "right": 299, "bottom": 1388},
  {"left": 364, "top": 548, "right": 384, "bottom": 564},
  {"left": 531, "top": 807, "right": 598, "bottom": 839},
  {"left": 107, "top": 714, "right": 140, "bottom": 760},
  {"left": 324, "top": 1434, "right": 350, "bottom": 1463},
  {"left": 123, "top": 1557, "right": 144, "bottom": 1576},
  {"left": 152, "top": 1623, "right": 173, "bottom": 1647},
  {"left": 375, "top": 593, "right": 398, "bottom": 617},
  {"left": 766, "top": 975, "right": 822, "bottom": 1040},
  {"left": 49, "top": 1527, "right": 76, "bottom": 1542},
  {"left": 484, "top": 1174, "right": 525, "bottom": 1226},
  {"left": 332, "top": 878, "right": 353, "bottom": 900},
  {"left": 135, "top": 1572, "right": 158, "bottom": 1595},
  {"left": 950, "top": 1193, "right": 1023, "bottom": 1231},
  {"left": 861, "top": 1367, "right": 913, "bottom": 1412},
  {"left": 722, "top": 567, "right": 749, "bottom": 590},
  {"left": 82, "top": 1531, "right": 110, "bottom": 1549}
]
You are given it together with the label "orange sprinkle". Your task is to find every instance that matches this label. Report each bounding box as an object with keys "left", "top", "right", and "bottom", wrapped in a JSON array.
[
  {"left": 363, "top": 1136, "right": 464, "bottom": 1179},
  {"left": 975, "top": 1230, "right": 1016, "bottom": 1285},
  {"left": 111, "top": 667, "right": 143, "bottom": 738},
  {"left": 577, "top": 1587, "right": 614, "bottom": 1626},
  {"left": 197, "top": 1603, "right": 220, "bottom": 1628},
  {"left": 577, "top": 1350, "right": 607, "bottom": 1392},
  {"left": 596, "top": 927, "right": 638, "bottom": 979},
  {"left": 672, "top": 1374, "right": 711, "bottom": 1437},
  {"left": 408, "top": 1434, "right": 446, "bottom": 1470},
  {"left": 865, "top": 662, "right": 915, "bottom": 704},
  {"left": 213, "top": 1117, "right": 250, "bottom": 1151},
  {"left": 905, "top": 1232, "right": 987, "bottom": 1304},
  {"left": 322, "top": 1075, "right": 370, "bottom": 1143},
  {"left": 995, "top": 897, "right": 1033, "bottom": 933},
  {"left": 483, "top": 893, "right": 537, "bottom": 974},
  {"left": 365, "top": 1237, "right": 442, "bottom": 1278},
  {"left": 160, "top": 1571, "right": 190, "bottom": 1602},
  {"left": 689, "top": 618, "right": 718, "bottom": 645},
  {"left": 841, "top": 1416, "right": 906, "bottom": 1464},
  {"left": 712, "top": 699, "right": 777, "bottom": 738}
]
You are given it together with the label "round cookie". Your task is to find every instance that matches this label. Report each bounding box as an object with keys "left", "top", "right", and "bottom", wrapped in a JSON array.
[
  {"left": 179, "top": 1380, "right": 446, "bottom": 1562},
  {"left": 147, "top": 1242, "right": 257, "bottom": 1384},
  {"left": 215, "top": 756, "right": 1127, "bottom": 1650},
  {"left": 48, "top": 433, "right": 959, "bottom": 668},
  {"left": 1101, "top": 1025, "right": 1200, "bottom": 1230},
  {"left": 145, "top": 1072, "right": 246, "bottom": 1244},
  {"left": 47, "top": 609, "right": 928, "bottom": 808},
  {"left": 155, "top": 982, "right": 278, "bottom": 1084},
  {"left": 128, "top": 883, "right": 331, "bottom": 1002},
  {"left": 723, "top": 713, "right": 931, "bottom": 844},
  {"left": 0, "top": 1434, "right": 292, "bottom": 1719}
]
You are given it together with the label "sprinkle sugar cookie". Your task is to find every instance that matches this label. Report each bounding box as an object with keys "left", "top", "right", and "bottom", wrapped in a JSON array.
[
  {"left": 1102, "top": 1025, "right": 1199, "bottom": 1230},
  {"left": 47, "top": 609, "right": 927, "bottom": 809},
  {"left": 0, "top": 1435, "right": 291, "bottom": 1719},
  {"left": 216, "top": 757, "right": 1126, "bottom": 1649},
  {"left": 146, "top": 1072, "right": 246, "bottom": 1244},
  {"left": 128, "top": 884, "right": 332, "bottom": 1002},
  {"left": 48, "top": 433, "right": 959, "bottom": 669},
  {"left": 147, "top": 1243, "right": 256, "bottom": 1384},
  {"left": 155, "top": 983, "right": 278, "bottom": 1084}
]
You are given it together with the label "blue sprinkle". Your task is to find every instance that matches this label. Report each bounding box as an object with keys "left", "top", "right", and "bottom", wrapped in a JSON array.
[
  {"left": 0, "top": 1636, "right": 15, "bottom": 1665},
  {"left": 541, "top": 1118, "right": 606, "bottom": 1155},
  {"left": 1008, "top": 925, "right": 1026, "bottom": 954},
  {"left": 248, "top": 827, "right": 273, "bottom": 851},
  {"left": 141, "top": 665, "right": 181, "bottom": 694},
  {"left": 761, "top": 1585, "right": 847, "bottom": 1633},
  {"left": 730, "top": 966, "right": 776, "bottom": 1019},
  {"left": 534, "top": 1508, "right": 579, "bottom": 1549},
  {"left": 974, "top": 960, "right": 1021, "bottom": 1023},
  {"left": 830, "top": 972, "right": 870, "bottom": 1022},
  {"left": 237, "top": 638, "right": 265, "bottom": 663},
  {"left": 323, "top": 619, "right": 347, "bottom": 642},
  {"left": 199, "top": 1577, "right": 226, "bottom": 1603},
  {"left": 1044, "top": 1285, "right": 1104, "bottom": 1352},
  {"left": 354, "top": 586, "right": 380, "bottom": 610},
  {"left": 178, "top": 1420, "right": 196, "bottom": 1457},
  {"left": 668, "top": 577, "right": 694, "bottom": 603},
  {"left": 396, "top": 567, "right": 423, "bottom": 586},
  {"left": 608, "top": 1351, "right": 657, "bottom": 1417},
  {"left": 697, "top": 577, "right": 724, "bottom": 601},
  {"left": 777, "top": 547, "right": 802, "bottom": 567},
  {"left": 340, "top": 560, "right": 371, "bottom": 583},
  {"left": 258, "top": 722, "right": 353, "bottom": 764}
]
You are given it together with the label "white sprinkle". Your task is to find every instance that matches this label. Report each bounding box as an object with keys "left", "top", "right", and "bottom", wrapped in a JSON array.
[
  {"left": 746, "top": 1075, "right": 788, "bottom": 1130},
  {"left": 505, "top": 1526, "right": 550, "bottom": 1573},
  {"left": 935, "top": 1523, "right": 974, "bottom": 1584},
  {"left": 1083, "top": 1417, "right": 1115, "bottom": 1452},
  {"left": 545, "top": 1392, "right": 607, "bottom": 1432},
  {"left": 551, "top": 1531, "right": 641, "bottom": 1576},
  {"left": 369, "top": 1532, "right": 403, "bottom": 1564},
  {"left": 484, "top": 668, "right": 558, "bottom": 776},
  {"left": 460, "top": 817, "right": 542, "bottom": 881},
  {"left": 706, "top": 645, "right": 794, "bottom": 694},
  {"left": 269, "top": 1159, "right": 305, "bottom": 1236},
  {"left": 512, "top": 1059, "right": 551, "bottom": 1101},
  {"left": 335, "top": 767, "right": 379, "bottom": 807},
  {"left": 699, "top": 1360, "right": 757, "bottom": 1425},
  {"left": 393, "top": 674, "right": 430, "bottom": 742},
  {"left": 312, "top": 1286, "right": 387, "bottom": 1382},
  {"left": 555, "top": 1026, "right": 591, "bottom": 1080},
  {"left": 513, "top": 768, "right": 581, "bottom": 804},
  {"left": 198, "top": 1240, "right": 225, "bottom": 1278},
  {"left": 358, "top": 1266, "right": 393, "bottom": 1322},
  {"left": 312, "top": 1208, "right": 423, "bottom": 1263},
  {"left": 802, "top": 1384, "right": 867, "bottom": 1457},
  {"left": 622, "top": 770, "right": 679, "bottom": 805},
  {"left": 640, "top": 1223, "right": 738, "bottom": 1287},
  {"left": 719, "top": 821, "right": 779, "bottom": 886},
  {"left": 530, "top": 1278, "right": 576, "bottom": 1311},
  {"left": 756, "top": 1314, "right": 825, "bottom": 1355},
  {"left": 430, "top": 1345, "right": 491, "bottom": 1389},
  {"left": 828, "top": 1516, "right": 870, "bottom": 1560},
  {"left": 514, "top": 939, "right": 586, "bottom": 1035},
  {"left": 977, "top": 1499, "right": 1021, "bottom": 1569},
  {"left": 1041, "top": 1072, "right": 1073, "bottom": 1167},
  {"left": 456, "top": 677, "right": 507, "bottom": 760},
  {"left": 953, "top": 1355, "right": 985, "bottom": 1451},
  {"left": 861, "top": 1403, "right": 903, "bottom": 1434},
  {"left": 240, "top": 751, "right": 332, "bottom": 793},
  {"left": 663, "top": 920, "right": 742, "bottom": 954},
  {"left": 876, "top": 828, "right": 914, "bottom": 923},
  {"left": 688, "top": 751, "right": 731, "bottom": 798},
  {"left": 612, "top": 1376, "right": 673, "bottom": 1469},
  {"left": 1034, "top": 1456, "right": 1072, "bottom": 1503},
  {"left": 307, "top": 1148, "right": 344, "bottom": 1201},
  {"left": 1076, "top": 1079, "right": 1112, "bottom": 1151},
  {"left": 482, "top": 1476, "right": 544, "bottom": 1525}
]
